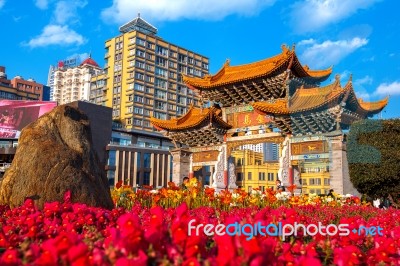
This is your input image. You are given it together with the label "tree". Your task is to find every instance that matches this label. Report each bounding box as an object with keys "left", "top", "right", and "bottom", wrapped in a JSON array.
[{"left": 347, "top": 119, "right": 400, "bottom": 206}]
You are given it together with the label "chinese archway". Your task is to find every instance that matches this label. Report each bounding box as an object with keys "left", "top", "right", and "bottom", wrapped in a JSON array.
[{"left": 150, "top": 45, "right": 388, "bottom": 193}]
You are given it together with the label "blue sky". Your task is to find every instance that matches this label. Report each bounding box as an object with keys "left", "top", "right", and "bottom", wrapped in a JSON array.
[{"left": 0, "top": 0, "right": 399, "bottom": 118}]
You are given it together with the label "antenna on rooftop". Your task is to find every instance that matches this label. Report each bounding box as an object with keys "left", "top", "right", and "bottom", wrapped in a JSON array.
[{"left": 138, "top": 12, "right": 141, "bottom": 18}]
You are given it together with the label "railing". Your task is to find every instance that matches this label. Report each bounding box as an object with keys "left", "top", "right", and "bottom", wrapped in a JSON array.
[{"left": 109, "top": 142, "right": 171, "bottom": 151}]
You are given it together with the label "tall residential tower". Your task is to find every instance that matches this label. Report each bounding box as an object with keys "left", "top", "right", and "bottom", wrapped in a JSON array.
[{"left": 92, "top": 15, "right": 209, "bottom": 131}]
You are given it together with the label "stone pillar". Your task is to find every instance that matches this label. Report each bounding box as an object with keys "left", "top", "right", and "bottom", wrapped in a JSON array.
[
  {"left": 212, "top": 146, "right": 226, "bottom": 192},
  {"left": 170, "top": 148, "right": 191, "bottom": 186},
  {"left": 329, "top": 134, "right": 360, "bottom": 196},
  {"left": 278, "top": 136, "right": 291, "bottom": 187},
  {"left": 189, "top": 154, "right": 194, "bottom": 179},
  {"left": 228, "top": 156, "right": 238, "bottom": 190}
]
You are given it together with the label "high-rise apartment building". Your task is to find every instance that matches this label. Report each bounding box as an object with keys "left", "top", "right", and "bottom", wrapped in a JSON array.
[
  {"left": 47, "top": 56, "right": 81, "bottom": 101},
  {"left": 52, "top": 56, "right": 102, "bottom": 104},
  {"left": 93, "top": 15, "right": 209, "bottom": 131},
  {"left": 263, "top": 142, "right": 279, "bottom": 161}
]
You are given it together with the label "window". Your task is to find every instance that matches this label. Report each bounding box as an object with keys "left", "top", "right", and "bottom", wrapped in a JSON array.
[
  {"left": 143, "top": 153, "right": 151, "bottom": 168},
  {"left": 267, "top": 173, "right": 274, "bottom": 181},
  {"left": 135, "top": 72, "right": 144, "bottom": 80},
  {"left": 134, "top": 83, "right": 144, "bottom": 92},
  {"left": 309, "top": 179, "right": 315, "bottom": 185},
  {"left": 155, "top": 67, "right": 167, "bottom": 77},
  {"left": 156, "top": 45, "right": 168, "bottom": 56},
  {"left": 133, "top": 119, "right": 142, "bottom": 126},
  {"left": 145, "top": 75, "right": 154, "bottom": 83},
  {"left": 134, "top": 96, "right": 143, "bottom": 103},
  {"left": 112, "top": 97, "right": 120, "bottom": 105},
  {"left": 248, "top": 186, "right": 252, "bottom": 193},
  {"left": 155, "top": 56, "right": 166, "bottom": 67},
  {"left": 153, "top": 111, "right": 166, "bottom": 119},
  {"left": 135, "top": 60, "right": 145, "bottom": 69},
  {"left": 324, "top": 178, "right": 330, "bottom": 185},
  {"left": 316, "top": 189, "right": 321, "bottom": 195},
  {"left": 155, "top": 89, "right": 166, "bottom": 99},
  {"left": 258, "top": 172, "right": 265, "bottom": 181},
  {"left": 126, "top": 118, "right": 132, "bottom": 125},
  {"left": 134, "top": 107, "right": 143, "bottom": 114},
  {"left": 155, "top": 100, "right": 165, "bottom": 110},
  {"left": 169, "top": 61, "right": 176, "bottom": 68},
  {"left": 136, "top": 38, "right": 146, "bottom": 46},
  {"left": 315, "top": 178, "right": 321, "bottom": 185},
  {"left": 146, "top": 42, "right": 154, "bottom": 49},
  {"left": 237, "top": 173, "right": 243, "bottom": 181},
  {"left": 178, "top": 53, "right": 187, "bottom": 63},
  {"left": 114, "top": 75, "right": 121, "bottom": 82},
  {"left": 113, "top": 87, "right": 121, "bottom": 93},
  {"left": 136, "top": 49, "right": 145, "bottom": 57},
  {"left": 155, "top": 78, "right": 167, "bottom": 89},
  {"left": 108, "top": 150, "right": 116, "bottom": 166},
  {"left": 301, "top": 179, "right": 307, "bottom": 185},
  {"left": 202, "top": 62, "right": 209, "bottom": 69},
  {"left": 143, "top": 172, "right": 150, "bottom": 185},
  {"left": 248, "top": 172, "right": 252, "bottom": 181},
  {"left": 177, "top": 96, "right": 186, "bottom": 105}
]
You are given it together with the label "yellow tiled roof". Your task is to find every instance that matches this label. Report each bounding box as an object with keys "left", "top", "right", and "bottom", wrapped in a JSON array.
[
  {"left": 183, "top": 45, "right": 332, "bottom": 89},
  {"left": 150, "top": 106, "right": 232, "bottom": 131},
  {"left": 357, "top": 97, "right": 389, "bottom": 113},
  {"left": 252, "top": 77, "right": 388, "bottom": 115}
]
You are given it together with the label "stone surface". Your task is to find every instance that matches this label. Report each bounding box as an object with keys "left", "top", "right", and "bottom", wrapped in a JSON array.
[{"left": 0, "top": 105, "right": 114, "bottom": 209}]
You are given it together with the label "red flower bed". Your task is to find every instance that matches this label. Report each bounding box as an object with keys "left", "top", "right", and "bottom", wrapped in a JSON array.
[{"left": 0, "top": 197, "right": 399, "bottom": 265}]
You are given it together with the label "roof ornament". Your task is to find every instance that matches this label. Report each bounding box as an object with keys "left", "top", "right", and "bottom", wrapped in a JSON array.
[
  {"left": 335, "top": 74, "right": 340, "bottom": 83},
  {"left": 291, "top": 43, "right": 296, "bottom": 51},
  {"left": 138, "top": 12, "right": 141, "bottom": 18},
  {"left": 224, "top": 59, "right": 230, "bottom": 67},
  {"left": 281, "top": 44, "right": 289, "bottom": 53},
  {"left": 349, "top": 74, "right": 353, "bottom": 83}
]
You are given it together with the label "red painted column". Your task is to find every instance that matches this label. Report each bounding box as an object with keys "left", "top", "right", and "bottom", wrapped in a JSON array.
[
  {"left": 189, "top": 172, "right": 194, "bottom": 179},
  {"left": 289, "top": 167, "right": 293, "bottom": 186},
  {"left": 223, "top": 170, "right": 228, "bottom": 189}
]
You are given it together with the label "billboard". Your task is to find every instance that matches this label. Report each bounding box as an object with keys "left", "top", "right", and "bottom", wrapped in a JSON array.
[{"left": 0, "top": 100, "right": 57, "bottom": 139}]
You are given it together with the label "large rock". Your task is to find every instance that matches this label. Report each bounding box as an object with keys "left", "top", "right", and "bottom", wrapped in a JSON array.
[{"left": 0, "top": 105, "right": 114, "bottom": 209}]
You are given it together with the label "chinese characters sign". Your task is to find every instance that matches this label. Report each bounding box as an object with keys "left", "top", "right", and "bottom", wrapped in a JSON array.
[{"left": 235, "top": 111, "right": 272, "bottom": 128}]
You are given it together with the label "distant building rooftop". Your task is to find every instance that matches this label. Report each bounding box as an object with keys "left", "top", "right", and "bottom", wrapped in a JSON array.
[{"left": 119, "top": 14, "right": 158, "bottom": 35}]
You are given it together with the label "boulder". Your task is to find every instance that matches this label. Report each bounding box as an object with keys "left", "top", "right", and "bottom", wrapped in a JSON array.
[{"left": 0, "top": 105, "right": 114, "bottom": 209}]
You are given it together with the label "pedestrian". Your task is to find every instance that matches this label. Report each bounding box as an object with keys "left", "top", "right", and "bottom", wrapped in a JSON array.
[{"left": 276, "top": 179, "right": 285, "bottom": 192}]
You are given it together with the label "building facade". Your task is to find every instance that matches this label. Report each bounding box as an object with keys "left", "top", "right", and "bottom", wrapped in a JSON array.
[
  {"left": 96, "top": 15, "right": 209, "bottom": 131},
  {"left": 106, "top": 130, "right": 174, "bottom": 186},
  {"left": 0, "top": 66, "right": 45, "bottom": 101},
  {"left": 47, "top": 56, "right": 81, "bottom": 100},
  {"left": 232, "top": 149, "right": 279, "bottom": 193},
  {"left": 51, "top": 56, "right": 102, "bottom": 104}
]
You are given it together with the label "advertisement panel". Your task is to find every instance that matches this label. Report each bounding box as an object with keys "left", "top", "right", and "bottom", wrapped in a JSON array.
[{"left": 0, "top": 100, "right": 57, "bottom": 139}]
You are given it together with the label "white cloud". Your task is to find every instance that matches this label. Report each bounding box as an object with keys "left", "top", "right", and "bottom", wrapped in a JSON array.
[
  {"left": 54, "top": 0, "right": 87, "bottom": 24},
  {"left": 289, "top": 0, "right": 381, "bottom": 33},
  {"left": 34, "top": 0, "right": 49, "bottom": 9},
  {"left": 0, "top": 0, "right": 5, "bottom": 9},
  {"left": 354, "top": 75, "right": 373, "bottom": 86},
  {"left": 374, "top": 81, "right": 400, "bottom": 96},
  {"left": 101, "top": 0, "right": 275, "bottom": 23},
  {"left": 297, "top": 37, "right": 368, "bottom": 68},
  {"left": 25, "top": 25, "right": 85, "bottom": 48}
]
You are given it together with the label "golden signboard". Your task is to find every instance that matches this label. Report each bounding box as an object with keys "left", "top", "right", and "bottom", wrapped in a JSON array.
[
  {"left": 227, "top": 111, "right": 272, "bottom": 128},
  {"left": 291, "top": 141, "right": 327, "bottom": 155},
  {"left": 192, "top": 150, "right": 220, "bottom": 163}
]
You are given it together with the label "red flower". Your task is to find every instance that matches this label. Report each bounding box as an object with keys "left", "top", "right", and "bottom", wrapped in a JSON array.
[{"left": 0, "top": 249, "right": 20, "bottom": 266}]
